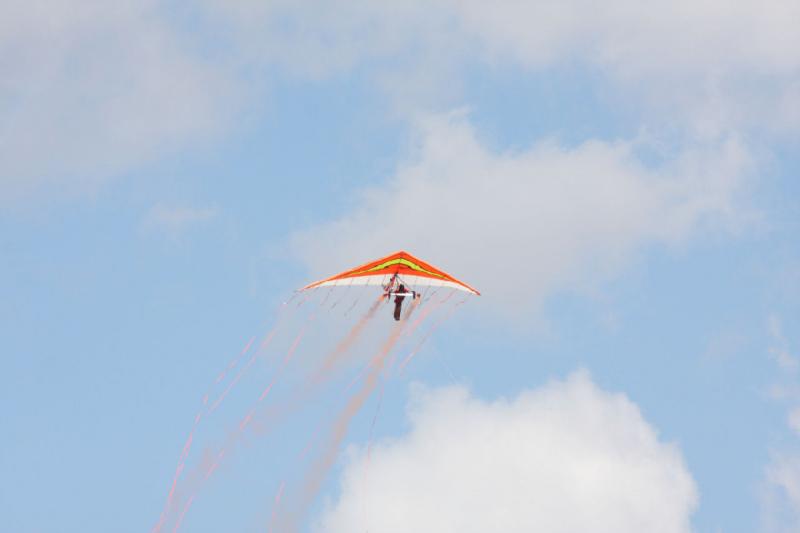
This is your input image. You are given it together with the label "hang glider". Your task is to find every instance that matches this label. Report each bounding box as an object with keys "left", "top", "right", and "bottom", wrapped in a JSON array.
[{"left": 299, "top": 250, "right": 480, "bottom": 296}]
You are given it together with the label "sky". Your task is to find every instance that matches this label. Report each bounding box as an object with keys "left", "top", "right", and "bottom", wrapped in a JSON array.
[{"left": 1, "top": 1, "right": 799, "bottom": 532}]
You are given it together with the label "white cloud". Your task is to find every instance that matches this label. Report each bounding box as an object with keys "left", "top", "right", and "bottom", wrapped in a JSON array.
[
  {"left": 207, "top": 0, "right": 800, "bottom": 135},
  {"left": 768, "top": 315, "right": 798, "bottom": 372},
  {"left": 465, "top": 1, "right": 800, "bottom": 137},
  {"left": 0, "top": 1, "right": 240, "bottom": 204},
  {"left": 763, "top": 315, "right": 800, "bottom": 531},
  {"left": 142, "top": 203, "right": 218, "bottom": 237},
  {"left": 292, "top": 112, "right": 750, "bottom": 314},
  {"left": 317, "top": 370, "right": 698, "bottom": 533},
  {"left": 763, "top": 454, "right": 800, "bottom": 532},
  {"left": 788, "top": 409, "right": 800, "bottom": 437},
  {"left": 4, "top": 1, "right": 795, "bottom": 207}
]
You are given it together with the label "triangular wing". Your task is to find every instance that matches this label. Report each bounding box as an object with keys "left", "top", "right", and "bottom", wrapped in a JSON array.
[{"left": 299, "top": 250, "right": 480, "bottom": 295}]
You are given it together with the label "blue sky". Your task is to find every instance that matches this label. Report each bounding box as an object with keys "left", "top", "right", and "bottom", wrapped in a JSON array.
[{"left": 1, "top": 2, "right": 799, "bottom": 533}]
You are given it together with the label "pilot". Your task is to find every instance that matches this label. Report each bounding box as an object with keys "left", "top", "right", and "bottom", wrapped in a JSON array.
[{"left": 393, "top": 283, "right": 408, "bottom": 321}]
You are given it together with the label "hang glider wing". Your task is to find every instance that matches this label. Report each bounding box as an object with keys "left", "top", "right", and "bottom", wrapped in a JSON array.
[{"left": 299, "top": 250, "right": 480, "bottom": 296}]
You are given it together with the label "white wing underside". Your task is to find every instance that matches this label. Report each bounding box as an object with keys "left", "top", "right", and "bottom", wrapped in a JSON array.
[{"left": 306, "top": 274, "right": 477, "bottom": 295}]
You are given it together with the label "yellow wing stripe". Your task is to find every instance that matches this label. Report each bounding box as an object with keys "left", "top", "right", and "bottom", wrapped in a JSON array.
[{"left": 353, "top": 258, "right": 446, "bottom": 279}]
